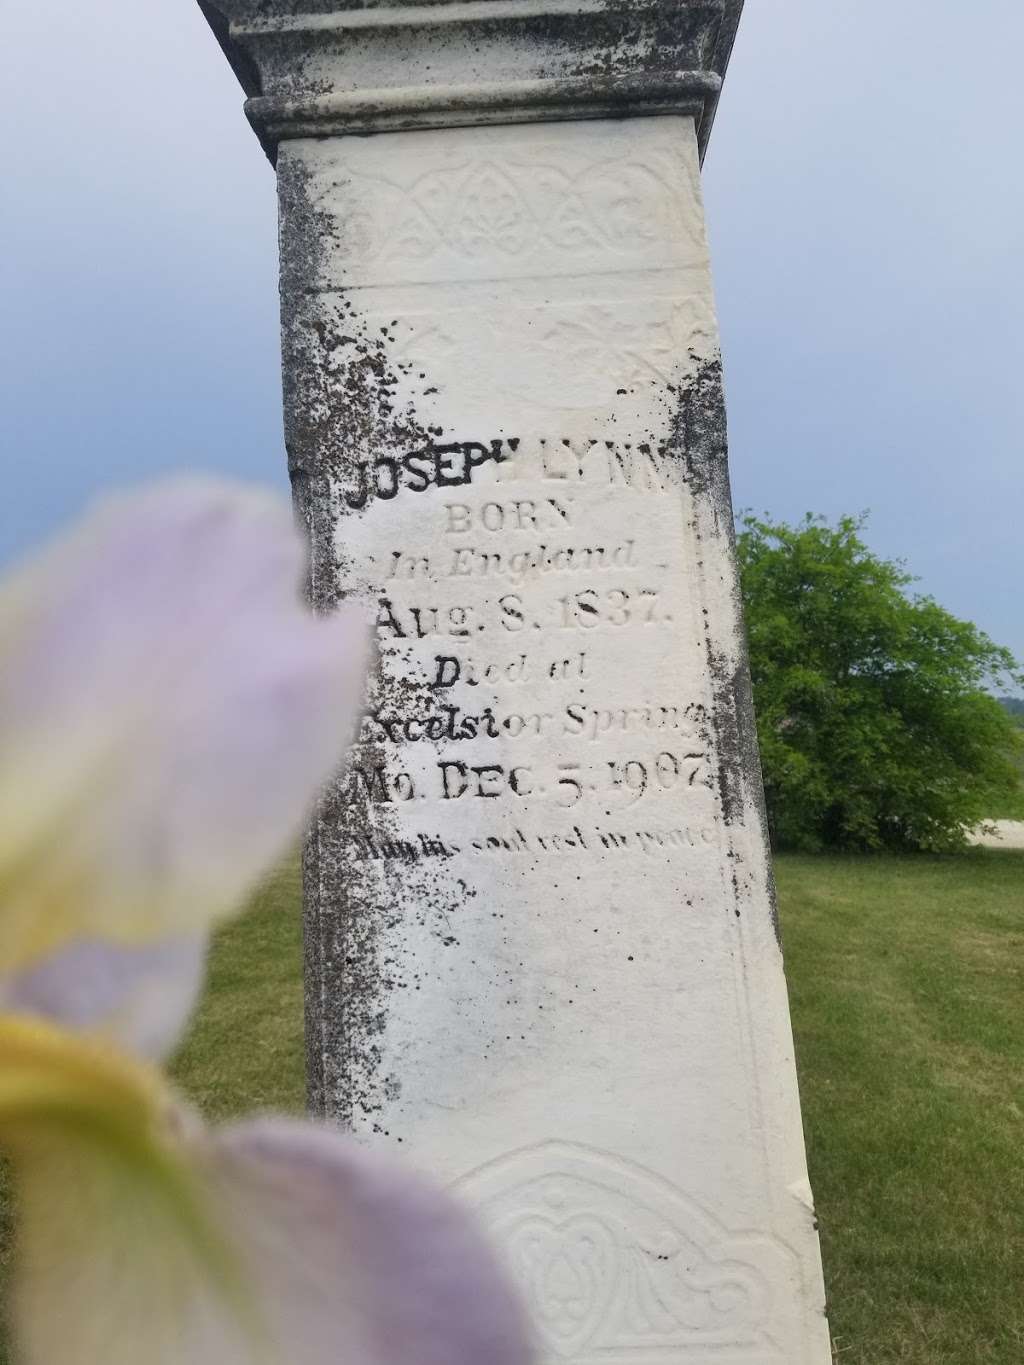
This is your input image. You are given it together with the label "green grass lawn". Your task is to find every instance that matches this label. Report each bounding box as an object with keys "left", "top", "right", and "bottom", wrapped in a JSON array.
[
  {"left": 776, "top": 852, "right": 1024, "bottom": 1364},
  {"left": 171, "top": 858, "right": 308, "bottom": 1121},
  {"left": 168, "top": 851, "right": 1024, "bottom": 1364}
]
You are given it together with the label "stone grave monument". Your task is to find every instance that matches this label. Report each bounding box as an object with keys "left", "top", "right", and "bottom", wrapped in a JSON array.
[{"left": 200, "top": 1, "right": 831, "bottom": 1359}]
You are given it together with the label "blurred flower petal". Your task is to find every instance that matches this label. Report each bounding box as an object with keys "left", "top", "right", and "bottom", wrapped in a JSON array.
[
  {"left": 198, "top": 1119, "right": 534, "bottom": 1365},
  {"left": 2, "top": 1014, "right": 249, "bottom": 1365},
  {"left": 0, "top": 478, "right": 368, "bottom": 976},
  {"left": 0, "top": 936, "right": 206, "bottom": 1059},
  {"left": 3, "top": 1035, "right": 533, "bottom": 1365}
]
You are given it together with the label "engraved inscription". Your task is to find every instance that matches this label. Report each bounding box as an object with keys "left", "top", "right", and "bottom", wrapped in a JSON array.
[
  {"left": 337, "top": 438, "right": 678, "bottom": 510},
  {"left": 334, "top": 417, "right": 718, "bottom": 866}
]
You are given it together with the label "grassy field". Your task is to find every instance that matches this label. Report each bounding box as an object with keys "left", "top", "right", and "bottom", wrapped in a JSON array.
[
  {"left": 776, "top": 853, "right": 1024, "bottom": 1363},
  {"left": 171, "top": 858, "right": 308, "bottom": 1121},
  {"left": 3, "top": 852, "right": 1021, "bottom": 1362},
  {"left": 169, "top": 850, "right": 1024, "bottom": 1364}
]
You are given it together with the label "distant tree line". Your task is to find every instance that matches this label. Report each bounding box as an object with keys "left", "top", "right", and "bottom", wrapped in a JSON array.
[{"left": 738, "top": 513, "right": 1024, "bottom": 852}]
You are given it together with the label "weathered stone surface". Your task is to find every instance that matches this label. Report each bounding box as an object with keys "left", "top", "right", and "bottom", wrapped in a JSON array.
[
  {"left": 201, "top": 4, "right": 830, "bottom": 1362},
  {"left": 198, "top": 0, "right": 742, "bottom": 157}
]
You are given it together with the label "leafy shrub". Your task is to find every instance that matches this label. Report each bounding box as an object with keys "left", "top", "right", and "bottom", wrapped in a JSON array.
[{"left": 737, "top": 513, "right": 1024, "bottom": 851}]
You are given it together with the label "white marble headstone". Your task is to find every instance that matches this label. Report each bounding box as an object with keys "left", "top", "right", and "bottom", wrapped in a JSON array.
[{"left": 201, "top": 4, "right": 831, "bottom": 1360}]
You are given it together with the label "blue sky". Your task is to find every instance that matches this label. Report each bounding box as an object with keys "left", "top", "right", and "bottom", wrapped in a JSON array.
[{"left": 3, "top": 1, "right": 1021, "bottom": 671}]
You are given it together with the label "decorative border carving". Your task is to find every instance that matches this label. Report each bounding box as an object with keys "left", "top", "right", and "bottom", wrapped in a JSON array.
[
  {"left": 361, "top": 294, "right": 719, "bottom": 411},
  {"left": 457, "top": 1142, "right": 803, "bottom": 1362},
  {"left": 301, "top": 137, "right": 708, "bottom": 287}
]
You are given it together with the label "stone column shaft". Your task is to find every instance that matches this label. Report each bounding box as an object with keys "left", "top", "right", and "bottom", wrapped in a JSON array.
[{"left": 201, "top": 5, "right": 831, "bottom": 1361}]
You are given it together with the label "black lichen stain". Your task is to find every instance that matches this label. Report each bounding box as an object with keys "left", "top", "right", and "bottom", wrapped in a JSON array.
[
  {"left": 279, "top": 153, "right": 440, "bottom": 613},
  {"left": 310, "top": 646, "right": 479, "bottom": 1129},
  {"left": 281, "top": 152, "right": 474, "bottom": 1123},
  {"left": 663, "top": 354, "right": 782, "bottom": 947}
]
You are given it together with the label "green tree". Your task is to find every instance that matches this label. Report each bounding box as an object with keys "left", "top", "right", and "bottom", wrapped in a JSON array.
[{"left": 737, "top": 513, "right": 1024, "bottom": 851}]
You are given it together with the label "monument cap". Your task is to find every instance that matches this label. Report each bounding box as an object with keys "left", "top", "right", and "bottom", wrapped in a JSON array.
[{"left": 198, "top": 0, "right": 744, "bottom": 161}]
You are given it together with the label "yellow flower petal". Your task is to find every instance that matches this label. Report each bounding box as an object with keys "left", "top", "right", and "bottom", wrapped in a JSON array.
[
  {"left": 0, "top": 1014, "right": 260, "bottom": 1365},
  {"left": 0, "top": 1011, "right": 167, "bottom": 1137}
]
